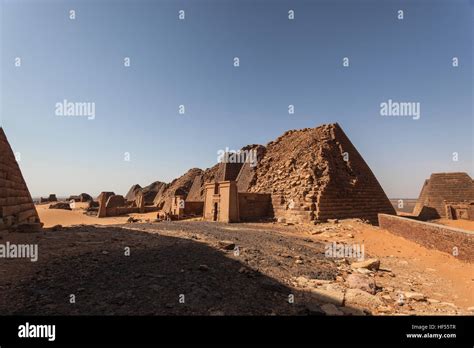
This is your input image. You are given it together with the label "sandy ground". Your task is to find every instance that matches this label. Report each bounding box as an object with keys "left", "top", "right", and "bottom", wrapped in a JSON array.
[
  {"left": 36, "top": 203, "right": 158, "bottom": 227},
  {"left": 432, "top": 218, "right": 474, "bottom": 231},
  {"left": 1, "top": 209, "right": 473, "bottom": 315},
  {"left": 0, "top": 206, "right": 474, "bottom": 315},
  {"left": 319, "top": 222, "right": 474, "bottom": 309}
]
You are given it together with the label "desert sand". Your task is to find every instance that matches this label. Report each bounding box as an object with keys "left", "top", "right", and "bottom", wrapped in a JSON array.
[
  {"left": 36, "top": 203, "right": 158, "bottom": 227},
  {"left": 432, "top": 218, "right": 474, "bottom": 231},
  {"left": 1, "top": 217, "right": 472, "bottom": 315}
]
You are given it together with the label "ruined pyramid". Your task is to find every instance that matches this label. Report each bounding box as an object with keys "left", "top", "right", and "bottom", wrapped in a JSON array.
[
  {"left": 413, "top": 172, "right": 474, "bottom": 219},
  {"left": 0, "top": 128, "right": 41, "bottom": 232},
  {"left": 247, "top": 123, "right": 395, "bottom": 223}
]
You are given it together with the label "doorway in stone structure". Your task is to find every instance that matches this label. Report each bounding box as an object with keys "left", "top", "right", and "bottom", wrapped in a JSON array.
[{"left": 213, "top": 203, "right": 218, "bottom": 221}]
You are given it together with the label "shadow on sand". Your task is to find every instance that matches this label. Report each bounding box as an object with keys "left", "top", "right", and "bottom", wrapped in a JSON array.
[{"left": 1, "top": 225, "right": 362, "bottom": 316}]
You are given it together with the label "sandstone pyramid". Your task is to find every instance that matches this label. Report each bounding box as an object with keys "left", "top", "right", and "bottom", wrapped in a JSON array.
[
  {"left": 413, "top": 172, "right": 474, "bottom": 219},
  {"left": 153, "top": 168, "right": 203, "bottom": 211},
  {"left": 0, "top": 128, "right": 41, "bottom": 232},
  {"left": 125, "top": 184, "right": 142, "bottom": 201},
  {"left": 247, "top": 123, "right": 395, "bottom": 223},
  {"left": 139, "top": 181, "right": 164, "bottom": 204}
]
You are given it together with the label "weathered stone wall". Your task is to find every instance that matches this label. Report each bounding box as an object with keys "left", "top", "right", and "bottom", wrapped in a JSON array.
[
  {"left": 238, "top": 193, "right": 271, "bottom": 221},
  {"left": 0, "top": 128, "right": 41, "bottom": 232},
  {"left": 445, "top": 201, "right": 474, "bottom": 220},
  {"left": 106, "top": 195, "right": 126, "bottom": 208},
  {"left": 413, "top": 173, "right": 474, "bottom": 219},
  {"left": 101, "top": 205, "right": 158, "bottom": 217},
  {"left": 183, "top": 201, "right": 204, "bottom": 216},
  {"left": 378, "top": 214, "right": 474, "bottom": 262}
]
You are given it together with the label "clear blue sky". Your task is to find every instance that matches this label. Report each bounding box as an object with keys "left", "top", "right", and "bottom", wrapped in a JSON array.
[{"left": 1, "top": 0, "right": 472, "bottom": 198}]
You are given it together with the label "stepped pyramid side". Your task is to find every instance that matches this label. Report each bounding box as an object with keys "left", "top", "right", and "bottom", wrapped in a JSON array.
[
  {"left": 413, "top": 172, "right": 474, "bottom": 218},
  {"left": 315, "top": 123, "right": 395, "bottom": 223},
  {"left": 249, "top": 123, "right": 395, "bottom": 224},
  {"left": 0, "top": 128, "right": 41, "bottom": 232}
]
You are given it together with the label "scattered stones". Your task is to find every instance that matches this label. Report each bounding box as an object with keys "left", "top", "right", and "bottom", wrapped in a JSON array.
[
  {"left": 294, "top": 276, "right": 310, "bottom": 287},
  {"left": 320, "top": 303, "right": 344, "bottom": 316},
  {"left": 49, "top": 202, "right": 72, "bottom": 210},
  {"left": 328, "top": 219, "right": 339, "bottom": 224},
  {"left": 427, "top": 298, "right": 440, "bottom": 304},
  {"left": 355, "top": 268, "right": 373, "bottom": 275},
  {"left": 309, "top": 287, "right": 344, "bottom": 306},
  {"left": 351, "top": 258, "right": 380, "bottom": 271},
  {"left": 304, "top": 302, "right": 325, "bottom": 315},
  {"left": 404, "top": 291, "right": 426, "bottom": 301},
  {"left": 377, "top": 305, "right": 393, "bottom": 313},
  {"left": 339, "top": 306, "right": 366, "bottom": 316},
  {"left": 379, "top": 267, "right": 392, "bottom": 273},
  {"left": 346, "top": 274, "right": 376, "bottom": 294},
  {"left": 218, "top": 240, "right": 236, "bottom": 251},
  {"left": 238, "top": 267, "right": 252, "bottom": 275},
  {"left": 439, "top": 302, "right": 457, "bottom": 309},
  {"left": 344, "top": 289, "right": 383, "bottom": 308}
]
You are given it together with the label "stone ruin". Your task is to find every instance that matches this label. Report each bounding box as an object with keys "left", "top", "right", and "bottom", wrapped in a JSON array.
[
  {"left": 39, "top": 194, "right": 57, "bottom": 203},
  {"left": 68, "top": 193, "right": 93, "bottom": 203},
  {"left": 144, "top": 123, "right": 395, "bottom": 224},
  {"left": 0, "top": 128, "right": 42, "bottom": 232},
  {"left": 413, "top": 172, "right": 474, "bottom": 220},
  {"left": 97, "top": 189, "right": 158, "bottom": 218},
  {"left": 102, "top": 123, "right": 394, "bottom": 224}
]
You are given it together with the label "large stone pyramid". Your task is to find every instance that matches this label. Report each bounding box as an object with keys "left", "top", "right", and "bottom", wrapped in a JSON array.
[
  {"left": 248, "top": 123, "right": 395, "bottom": 223},
  {"left": 0, "top": 128, "right": 41, "bottom": 232},
  {"left": 413, "top": 172, "right": 474, "bottom": 219}
]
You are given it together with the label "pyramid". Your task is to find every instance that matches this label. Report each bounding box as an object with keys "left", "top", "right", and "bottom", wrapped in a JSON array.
[
  {"left": 248, "top": 123, "right": 395, "bottom": 224},
  {"left": 125, "top": 184, "right": 142, "bottom": 202},
  {"left": 413, "top": 172, "right": 474, "bottom": 219},
  {"left": 0, "top": 128, "right": 41, "bottom": 232},
  {"left": 153, "top": 168, "right": 203, "bottom": 211}
]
